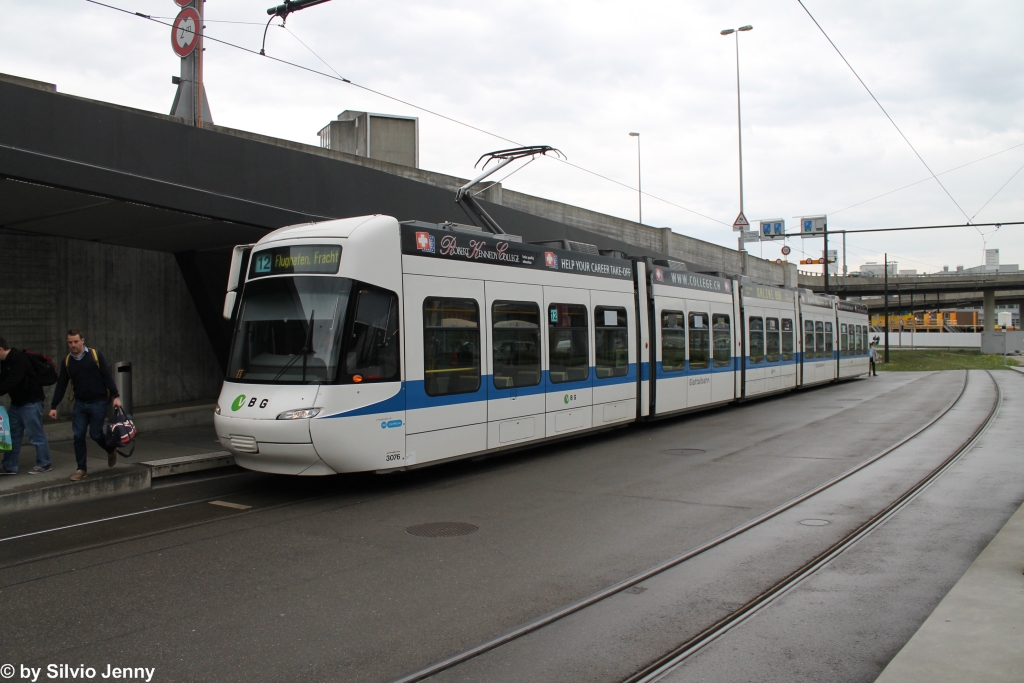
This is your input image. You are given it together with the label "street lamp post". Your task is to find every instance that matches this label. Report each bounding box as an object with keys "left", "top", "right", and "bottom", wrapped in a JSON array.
[
  {"left": 721, "top": 25, "right": 752, "bottom": 254},
  {"left": 629, "top": 132, "right": 641, "bottom": 224}
]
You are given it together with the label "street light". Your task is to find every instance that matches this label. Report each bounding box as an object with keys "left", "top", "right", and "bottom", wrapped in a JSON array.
[
  {"left": 629, "top": 132, "right": 642, "bottom": 224},
  {"left": 721, "top": 25, "right": 753, "bottom": 254}
]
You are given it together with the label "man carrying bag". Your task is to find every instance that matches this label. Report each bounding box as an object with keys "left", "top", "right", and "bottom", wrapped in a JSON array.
[{"left": 48, "top": 329, "right": 121, "bottom": 481}]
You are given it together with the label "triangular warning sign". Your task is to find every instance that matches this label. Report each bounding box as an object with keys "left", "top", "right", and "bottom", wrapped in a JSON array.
[{"left": 732, "top": 211, "right": 749, "bottom": 229}]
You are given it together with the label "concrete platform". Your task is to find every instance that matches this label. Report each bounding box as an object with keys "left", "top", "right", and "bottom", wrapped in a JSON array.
[
  {"left": 42, "top": 399, "right": 215, "bottom": 442},
  {"left": 0, "top": 424, "right": 232, "bottom": 513},
  {"left": 874, "top": 499, "right": 1024, "bottom": 683}
]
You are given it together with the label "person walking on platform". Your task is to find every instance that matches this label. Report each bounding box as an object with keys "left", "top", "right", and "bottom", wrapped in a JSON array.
[
  {"left": 0, "top": 338, "right": 54, "bottom": 475},
  {"left": 869, "top": 342, "right": 880, "bottom": 376},
  {"left": 48, "top": 329, "right": 121, "bottom": 481}
]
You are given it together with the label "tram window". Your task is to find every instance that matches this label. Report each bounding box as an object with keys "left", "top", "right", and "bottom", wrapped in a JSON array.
[
  {"left": 661, "top": 310, "right": 686, "bottom": 373},
  {"left": 859, "top": 325, "right": 866, "bottom": 355},
  {"left": 492, "top": 301, "right": 541, "bottom": 389},
  {"left": 423, "top": 297, "right": 480, "bottom": 397},
  {"left": 343, "top": 286, "right": 400, "bottom": 383},
  {"left": 549, "top": 304, "right": 589, "bottom": 383},
  {"left": 595, "top": 306, "right": 629, "bottom": 379},
  {"left": 749, "top": 316, "right": 765, "bottom": 364},
  {"left": 815, "top": 321, "right": 825, "bottom": 358},
  {"left": 840, "top": 323, "right": 848, "bottom": 356},
  {"left": 689, "top": 312, "right": 711, "bottom": 370},
  {"left": 712, "top": 314, "right": 731, "bottom": 368},
  {"left": 781, "top": 319, "right": 794, "bottom": 361},
  {"left": 765, "top": 317, "right": 781, "bottom": 363},
  {"left": 804, "top": 320, "right": 815, "bottom": 359},
  {"left": 824, "top": 322, "right": 834, "bottom": 356}
]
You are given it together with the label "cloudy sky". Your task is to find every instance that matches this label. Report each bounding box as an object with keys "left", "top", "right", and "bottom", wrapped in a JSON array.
[{"left": 4, "top": 1, "right": 1023, "bottom": 273}]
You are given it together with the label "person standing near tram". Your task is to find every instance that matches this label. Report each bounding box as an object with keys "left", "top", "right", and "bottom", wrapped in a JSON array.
[{"left": 48, "top": 329, "right": 122, "bottom": 481}]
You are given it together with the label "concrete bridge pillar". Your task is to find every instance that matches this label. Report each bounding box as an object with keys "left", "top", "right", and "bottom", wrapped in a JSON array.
[{"left": 983, "top": 290, "right": 996, "bottom": 332}]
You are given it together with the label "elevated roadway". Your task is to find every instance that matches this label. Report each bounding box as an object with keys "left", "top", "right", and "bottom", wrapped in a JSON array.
[{"left": 798, "top": 271, "right": 1024, "bottom": 298}]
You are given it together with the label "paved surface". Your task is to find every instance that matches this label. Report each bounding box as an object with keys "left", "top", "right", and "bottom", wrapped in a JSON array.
[
  {"left": 0, "top": 425, "right": 225, "bottom": 496},
  {"left": 0, "top": 372, "right": 1017, "bottom": 683}
]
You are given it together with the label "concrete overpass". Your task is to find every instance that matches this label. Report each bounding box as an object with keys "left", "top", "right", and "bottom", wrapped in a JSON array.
[{"left": 1, "top": 72, "right": 793, "bottom": 412}]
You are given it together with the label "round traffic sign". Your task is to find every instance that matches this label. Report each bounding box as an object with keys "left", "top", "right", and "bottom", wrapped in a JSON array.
[
  {"left": 173, "top": 0, "right": 193, "bottom": 7},
  {"left": 775, "top": 258, "right": 783, "bottom": 265},
  {"left": 781, "top": 245, "right": 791, "bottom": 256},
  {"left": 171, "top": 7, "right": 201, "bottom": 58}
]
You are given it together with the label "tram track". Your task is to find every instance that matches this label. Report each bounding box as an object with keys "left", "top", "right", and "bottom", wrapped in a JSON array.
[{"left": 387, "top": 369, "right": 1001, "bottom": 683}]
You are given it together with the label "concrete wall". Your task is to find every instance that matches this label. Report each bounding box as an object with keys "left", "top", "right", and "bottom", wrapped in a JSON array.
[
  {"left": 879, "top": 332, "right": 981, "bottom": 349},
  {"left": 0, "top": 230, "right": 222, "bottom": 415}
]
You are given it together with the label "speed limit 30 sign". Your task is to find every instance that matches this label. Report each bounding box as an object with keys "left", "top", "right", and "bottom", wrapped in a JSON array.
[{"left": 171, "top": 7, "right": 201, "bottom": 58}]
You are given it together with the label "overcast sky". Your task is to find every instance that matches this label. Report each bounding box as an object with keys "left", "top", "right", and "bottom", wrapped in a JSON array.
[{"left": 4, "top": 0, "right": 1023, "bottom": 273}]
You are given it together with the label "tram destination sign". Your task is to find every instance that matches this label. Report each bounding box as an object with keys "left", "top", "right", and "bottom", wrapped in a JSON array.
[
  {"left": 741, "top": 284, "right": 796, "bottom": 303},
  {"left": 249, "top": 244, "right": 342, "bottom": 278},
  {"left": 401, "top": 224, "right": 633, "bottom": 281},
  {"left": 800, "top": 291, "right": 835, "bottom": 309},
  {"left": 651, "top": 266, "right": 732, "bottom": 294}
]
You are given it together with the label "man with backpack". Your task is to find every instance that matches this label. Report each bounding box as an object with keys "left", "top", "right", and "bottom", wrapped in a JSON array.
[
  {"left": 0, "top": 338, "right": 54, "bottom": 475},
  {"left": 47, "top": 329, "right": 121, "bottom": 481}
]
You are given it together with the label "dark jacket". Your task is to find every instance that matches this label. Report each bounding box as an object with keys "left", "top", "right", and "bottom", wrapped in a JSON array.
[
  {"left": 0, "top": 348, "right": 47, "bottom": 407},
  {"left": 50, "top": 348, "right": 120, "bottom": 408}
]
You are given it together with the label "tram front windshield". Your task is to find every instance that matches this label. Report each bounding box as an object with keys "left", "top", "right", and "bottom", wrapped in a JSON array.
[{"left": 227, "top": 276, "right": 352, "bottom": 384}]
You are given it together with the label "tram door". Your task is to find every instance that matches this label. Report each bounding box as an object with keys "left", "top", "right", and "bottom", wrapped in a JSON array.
[
  {"left": 686, "top": 304, "right": 713, "bottom": 408},
  {"left": 543, "top": 286, "right": 594, "bottom": 437},
  {"left": 710, "top": 302, "right": 735, "bottom": 404},
  {"left": 591, "top": 290, "right": 636, "bottom": 426},
  {"left": 402, "top": 275, "right": 487, "bottom": 465},
  {"left": 485, "top": 281, "right": 546, "bottom": 449}
]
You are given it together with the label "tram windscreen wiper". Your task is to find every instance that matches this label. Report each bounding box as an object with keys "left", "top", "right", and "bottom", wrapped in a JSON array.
[{"left": 269, "top": 309, "right": 315, "bottom": 383}]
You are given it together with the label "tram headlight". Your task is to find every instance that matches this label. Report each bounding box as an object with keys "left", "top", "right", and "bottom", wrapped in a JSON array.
[
  {"left": 276, "top": 408, "right": 322, "bottom": 420},
  {"left": 215, "top": 404, "right": 221, "bottom": 415}
]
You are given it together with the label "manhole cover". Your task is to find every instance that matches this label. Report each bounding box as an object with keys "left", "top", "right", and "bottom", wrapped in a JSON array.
[
  {"left": 800, "top": 519, "right": 831, "bottom": 526},
  {"left": 406, "top": 522, "right": 479, "bottom": 537},
  {"left": 660, "top": 448, "right": 706, "bottom": 456}
]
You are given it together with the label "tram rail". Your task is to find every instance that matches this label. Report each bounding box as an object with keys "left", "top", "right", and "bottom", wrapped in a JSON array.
[{"left": 387, "top": 369, "right": 1001, "bottom": 683}]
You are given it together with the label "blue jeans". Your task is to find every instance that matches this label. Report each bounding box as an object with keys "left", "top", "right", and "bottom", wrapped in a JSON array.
[
  {"left": 3, "top": 401, "right": 52, "bottom": 472},
  {"left": 72, "top": 400, "right": 109, "bottom": 472}
]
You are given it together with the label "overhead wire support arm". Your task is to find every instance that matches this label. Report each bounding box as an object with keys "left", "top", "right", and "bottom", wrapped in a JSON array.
[
  {"left": 261, "top": 0, "right": 332, "bottom": 54},
  {"left": 455, "top": 146, "right": 565, "bottom": 235}
]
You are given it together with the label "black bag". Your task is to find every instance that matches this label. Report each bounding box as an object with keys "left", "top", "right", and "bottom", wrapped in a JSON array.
[
  {"left": 104, "top": 406, "right": 137, "bottom": 458},
  {"left": 23, "top": 349, "right": 59, "bottom": 386}
]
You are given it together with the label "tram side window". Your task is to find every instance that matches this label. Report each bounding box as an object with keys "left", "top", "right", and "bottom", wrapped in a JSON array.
[
  {"left": 765, "top": 317, "right": 781, "bottom": 362},
  {"left": 492, "top": 301, "right": 541, "bottom": 389},
  {"left": 595, "top": 306, "right": 629, "bottom": 378},
  {"left": 824, "top": 322, "right": 834, "bottom": 356},
  {"left": 781, "top": 319, "right": 794, "bottom": 361},
  {"left": 749, "top": 316, "right": 765, "bottom": 364},
  {"left": 804, "top": 320, "right": 815, "bottom": 359},
  {"left": 549, "top": 304, "right": 589, "bottom": 383},
  {"left": 661, "top": 311, "right": 686, "bottom": 373},
  {"left": 689, "top": 312, "right": 711, "bottom": 370},
  {"left": 815, "top": 321, "right": 825, "bottom": 358},
  {"left": 841, "top": 323, "right": 848, "bottom": 356},
  {"left": 712, "top": 314, "right": 731, "bottom": 368},
  {"left": 344, "top": 286, "right": 400, "bottom": 383},
  {"left": 423, "top": 297, "right": 480, "bottom": 397}
]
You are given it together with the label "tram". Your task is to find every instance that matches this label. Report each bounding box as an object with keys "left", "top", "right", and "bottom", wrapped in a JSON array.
[{"left": 214, "top": 214, "right": 870, "bottom": 475}]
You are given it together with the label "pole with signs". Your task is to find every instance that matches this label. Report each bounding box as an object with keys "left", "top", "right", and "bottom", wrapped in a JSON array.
[
  {"left": 170, "top": 0, "right": 212, "bottom": 126},
  {"left": 823, "top": 218, "right": 829, "bottom": 294}
]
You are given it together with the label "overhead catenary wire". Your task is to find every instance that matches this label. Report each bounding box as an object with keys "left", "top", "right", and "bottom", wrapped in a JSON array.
[
  {"left": 830, "top": 141, "right": 1024, "bottom": 216},
  {"left": 87, "top": 0, "right": 728, "bottom": 229},
  {"left": 796, "top": 0, "right": 973, "bottom": 224}
]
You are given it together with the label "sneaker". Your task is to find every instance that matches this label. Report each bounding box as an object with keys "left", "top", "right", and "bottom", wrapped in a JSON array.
[
  {"left": 108, "top": 450, "right": 117, "bottom": 468},
  {"left": 0, "top": 469, "right": 16, "bottom": 476},
  {"left": 28, "top": 465, "right": 53, "bottom": 474},
  {"left": 70, "top": 470, "right": 87, "bottom": 481}
]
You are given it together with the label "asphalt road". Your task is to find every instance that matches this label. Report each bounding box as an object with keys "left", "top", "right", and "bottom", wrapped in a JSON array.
[{"left": 1, "top": 371, "right": 1013, "bottom": 683}]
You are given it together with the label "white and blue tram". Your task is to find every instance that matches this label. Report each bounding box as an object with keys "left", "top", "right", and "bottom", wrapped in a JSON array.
[{"left": 214, "top": 215, "right": 869, "bottom": 475}]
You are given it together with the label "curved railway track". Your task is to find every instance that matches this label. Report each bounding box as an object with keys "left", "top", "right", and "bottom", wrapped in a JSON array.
[{"left": 387, "top": 369, "right": 1002, "bottom": 683}]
